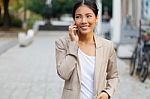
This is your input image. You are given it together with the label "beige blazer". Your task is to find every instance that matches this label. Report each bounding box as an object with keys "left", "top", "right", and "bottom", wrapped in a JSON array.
[{"left": 55, "top": 34, "right": 119, "bottom": 99}]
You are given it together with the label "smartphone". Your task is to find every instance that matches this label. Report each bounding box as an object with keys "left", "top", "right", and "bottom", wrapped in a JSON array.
[{"left": 74, "top": 23, "right": 79, "bottom": 35}]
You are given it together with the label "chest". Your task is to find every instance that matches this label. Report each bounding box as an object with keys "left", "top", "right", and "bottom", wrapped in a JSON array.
[{"left": 78, "top": 43, "right": 96, "bottom": 56}]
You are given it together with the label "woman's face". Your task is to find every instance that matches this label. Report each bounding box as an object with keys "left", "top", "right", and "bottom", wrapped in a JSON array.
[{"left": 74, "top": 5, "right": 98, "bottom": 35}]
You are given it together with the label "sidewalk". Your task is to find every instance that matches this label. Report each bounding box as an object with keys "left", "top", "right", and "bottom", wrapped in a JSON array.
[
  {"left": 0, "top": 31, "right": 149, "bottom": 99},
  {"left": 113, "top": 59, "right": 150, "bottom": 99},
  {"left": 117, "top": 26, "right": 139, "bottom": 58},
  {"left": 0, "top": 32, "right": 18, "bottom": 55}
]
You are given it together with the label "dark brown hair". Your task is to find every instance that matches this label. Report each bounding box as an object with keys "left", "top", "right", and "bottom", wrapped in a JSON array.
[{"left": 72, "top": 0, "right": 99, "bottom": 19}]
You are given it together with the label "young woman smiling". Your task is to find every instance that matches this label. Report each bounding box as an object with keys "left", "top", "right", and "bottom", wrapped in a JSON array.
[{"left": 55, "top": 0, "right": 119, "bottom": 99}]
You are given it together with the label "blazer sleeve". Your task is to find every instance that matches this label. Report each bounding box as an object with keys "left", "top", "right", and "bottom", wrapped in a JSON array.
[
  {"left": 55, "top": 38, "right": 78, "bottom": 80},
  {"left": 103, "top": 42, "right": 119, "bottom": 97}
]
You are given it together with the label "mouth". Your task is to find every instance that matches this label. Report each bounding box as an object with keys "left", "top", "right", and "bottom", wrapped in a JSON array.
[{"left": 80, "top": 25, "right": 89, "bottom": 30}]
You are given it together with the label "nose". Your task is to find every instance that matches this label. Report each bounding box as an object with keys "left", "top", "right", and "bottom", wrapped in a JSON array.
[{"left": 81, "top": 17, "right": 87, "bottom": 24}]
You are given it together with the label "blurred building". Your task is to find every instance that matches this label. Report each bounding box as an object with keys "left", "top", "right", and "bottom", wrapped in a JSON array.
[
  {"left": 46, "top": 0, "right": 52, "bottom": 7},
  {"left": 115, "top": 0, "right": 150, "bottom": 58},
  {"left": 141, "top": 0, "right": 150, "bottom": 20},
  {"left": 121, "top": 0, "right": 150, "bottom": 28},
  {"left": 121, "top": 0, "right": 141, "bottom": 28},
  {"left": 112, "top": 0, "right": 150, "bottom": 43}
]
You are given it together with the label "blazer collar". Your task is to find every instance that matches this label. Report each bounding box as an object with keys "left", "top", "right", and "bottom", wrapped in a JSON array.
[
  {"left": 66, "top": 34, "right": 103, "bottom": 48},
  {"left": 94, "top": 34, "right": 103, "bottom": 48}
]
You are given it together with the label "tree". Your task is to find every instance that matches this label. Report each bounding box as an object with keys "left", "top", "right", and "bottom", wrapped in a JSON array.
[
  {"left": 10, "top": 0, "right": 24, "bottom": 12},
  {"left": 102, "top": 0, "right": 112, "bottom": 17},
  {"left": 26, "top": 0, "right": 51, "bottom": 19},
  {"left": 0, "top": 1, "right": 2, "bottom": 26},
  {"left": 3, "top": 0, "right": 11, "bottom": 27},
  {"left": 51, "top": 0, "right": 76, "bottom": 18},
  {"left": 0, "top": 5, "right": 1, "bottom": 17}
]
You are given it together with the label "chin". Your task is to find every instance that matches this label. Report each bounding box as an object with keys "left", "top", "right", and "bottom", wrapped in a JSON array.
[{"left": 80, "top": 30, "right": 90, "bottom": 34}]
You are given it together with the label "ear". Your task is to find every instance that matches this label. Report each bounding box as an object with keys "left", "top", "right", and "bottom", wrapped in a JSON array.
[{"left": 96, "top": 16, "right": 99, "bottom": 23}]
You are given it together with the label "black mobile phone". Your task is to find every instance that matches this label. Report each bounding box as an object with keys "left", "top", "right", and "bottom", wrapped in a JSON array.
[
  {"left": 75, "top": 29, "right": 79, "bottom": 35},
  {"left": 74, "top": 23, "right": 79, "bottom": 35}
]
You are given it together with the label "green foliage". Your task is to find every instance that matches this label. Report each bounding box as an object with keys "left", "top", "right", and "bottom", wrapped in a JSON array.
[
  {"left": 26, "top": 13, "right": 42, "bottom": 28},
  {"left": 0, "top": 16, "right": 2, "bottom": 26},
  {"left": 102, "top": 0, "right": 112, "bottom": 8},
  {"left": 102, "top": 0, "right": 112, "bottom": 17},
  {"left": 9, "top": 0, "right": 24, "bottom": 12},
  {"left": 11, "top": 15, "right": 22, "bottom": 27},
  {"left": 26, "top": 0, "right": 51, "bottom": 19},
  {"left": 145, "top": 28, "right": 150, "bottom": 34},
  {"left": 51, "top": 0, "right": 76, "bottom": 17}
]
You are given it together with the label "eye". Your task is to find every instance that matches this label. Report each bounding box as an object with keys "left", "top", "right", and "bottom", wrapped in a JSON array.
[
  {"left": 87, "top": 15, "right": 92, "bottom": 18},
  {"left": 75, "top": 15, "right": 81, "bottom": 19}
]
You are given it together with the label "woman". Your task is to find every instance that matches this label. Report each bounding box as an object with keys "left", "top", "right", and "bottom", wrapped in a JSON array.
[{"left": 55, "top": 0, "right": 119, "bottom": 99}]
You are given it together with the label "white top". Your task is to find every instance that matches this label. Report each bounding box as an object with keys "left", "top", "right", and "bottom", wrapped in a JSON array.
[{"left": 78, "top": 48, "right": 95, "bottom": 99}]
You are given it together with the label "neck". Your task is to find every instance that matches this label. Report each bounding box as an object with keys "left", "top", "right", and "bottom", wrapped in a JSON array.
[{"left": 79, "top": 32, "right": 94, "bottom": 44}]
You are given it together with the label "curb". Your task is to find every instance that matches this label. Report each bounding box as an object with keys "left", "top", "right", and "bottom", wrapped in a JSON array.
[{"left": 0, "top": 40, "right": 18, "bottom": 55}]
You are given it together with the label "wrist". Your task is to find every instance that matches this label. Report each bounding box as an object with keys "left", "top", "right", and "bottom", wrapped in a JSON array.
[{"left": 101, "top": 91, "right": 110, "bottom": 99}]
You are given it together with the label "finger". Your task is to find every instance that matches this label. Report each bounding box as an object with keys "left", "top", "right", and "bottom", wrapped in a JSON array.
[
  {"left": 69, "top": 26, "right": 77, "bottom": 31},
  {"left": 96, "top": 94, "right": 102, "bottom": 99},
  {"left": 72, "top": 28, "right": 78, "bottom": 31},
  {"left": 69, "top": 27, "right": 78, "bottom": 34},
  {"left": 69, "top": 23, "right": 77, "bottom": 28}
]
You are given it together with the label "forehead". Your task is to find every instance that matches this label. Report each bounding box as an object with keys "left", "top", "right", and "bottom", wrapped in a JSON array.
[{"left": 75, "top": 5, "right": 94, "bottom": 15}]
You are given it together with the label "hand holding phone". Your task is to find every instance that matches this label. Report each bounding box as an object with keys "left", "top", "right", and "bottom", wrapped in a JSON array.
[{"left": 68, "top": 23, "right": 79, "bottom": 42}]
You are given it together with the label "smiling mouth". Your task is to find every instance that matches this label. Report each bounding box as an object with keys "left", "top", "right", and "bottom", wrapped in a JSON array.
[{"left": 80, "top": 26, "right": 89, "bottom": 30}]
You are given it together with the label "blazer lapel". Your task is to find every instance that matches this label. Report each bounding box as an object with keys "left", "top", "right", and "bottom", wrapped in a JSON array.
[
  {"left": 94, "top": 35, "right": 104, "bottom": 96},
  {"left": 67, "top": 37, "right": 81, "bottom": 85}
]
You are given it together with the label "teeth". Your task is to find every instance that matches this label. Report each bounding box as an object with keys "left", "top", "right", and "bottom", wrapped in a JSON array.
[
  {"left": 81, "top": 27, "right": 88, "bottom": 30},
  {"left": 82, "top": 26, "right": 87, "bottom": 27},
  {"left": 83, "top": 26, "right": 87, "bottom": 27}
]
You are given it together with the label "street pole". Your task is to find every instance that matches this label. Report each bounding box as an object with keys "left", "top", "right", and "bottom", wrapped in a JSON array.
[
  {"left": 23, "top": 0, "right": 27, "bottom": 30},
  {"left": 112, "top": 0, "right": 121, "bottom": 48},
  {"left": 95, "top": 0, "right": 102, "bottom": 36},
  {"left": 45, "top": 0, "right": 52, "bottom": 25},
  {"left": 46, "top": 0, "right": 52, "bottom": 7}
]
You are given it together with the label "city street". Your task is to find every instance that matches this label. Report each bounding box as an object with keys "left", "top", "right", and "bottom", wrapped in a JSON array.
[{"left": 0, "top": 31, "right": 149, "bottom": 99}]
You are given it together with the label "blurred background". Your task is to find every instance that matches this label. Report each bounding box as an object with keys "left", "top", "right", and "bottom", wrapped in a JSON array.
[{"left": 0, "top": 0, "right": 150, "bottom": 99}]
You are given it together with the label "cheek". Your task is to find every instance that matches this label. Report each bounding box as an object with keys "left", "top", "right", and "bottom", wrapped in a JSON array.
[
  {"left": 75, "top": 19, "right": 97, "bottom": 27},
  {"left": 75, "top": 20, "right": 80, "bottom": 25},
  {"left": 89, "top": 20, "right": 97, "bottom": 27},
  {"left": 75, "top": 21, "right": 80, "bottom": 28}
]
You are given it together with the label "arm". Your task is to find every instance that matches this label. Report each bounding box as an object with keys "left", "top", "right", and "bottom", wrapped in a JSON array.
[
  {"left": 55, "top": 38, "right": 78, "bottom": 80},
  {"left": 103, "top": 42, "right": 119, "bottom": 97}
]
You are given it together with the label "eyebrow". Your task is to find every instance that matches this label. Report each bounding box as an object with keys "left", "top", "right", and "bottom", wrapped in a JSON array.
[{"left": 75, "top": 13, "right": 93, "bottom": 15}]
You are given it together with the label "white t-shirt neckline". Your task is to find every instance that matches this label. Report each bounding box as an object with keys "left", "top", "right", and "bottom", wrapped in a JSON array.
[{"left": 78, "top": 48, "right": 95, "bottom": 99}]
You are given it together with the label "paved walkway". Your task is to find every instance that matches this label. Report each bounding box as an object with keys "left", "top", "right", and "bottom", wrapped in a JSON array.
[
  {"left": 0, "top": 32, "right": 18, "bottom": 55},
  {"left": 0, "top": 31, "right": 149, "bottom": 99},
  {"left": 113, "top": 59, "right": 150, "bottom": 99}
]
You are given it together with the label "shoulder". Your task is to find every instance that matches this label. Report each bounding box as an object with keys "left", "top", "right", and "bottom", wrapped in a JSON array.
[
  {"left": 95, "top": 35, "right": 114, "bottom": 48},
  {"left": 95, "top": 35, "right": 116, "bottom": 57},
  {"left": 102, "top": 37, "right": 113, "bottom": 45},
  {"left": 55, "top": 36, "right": 69, "bottom": 46}
]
